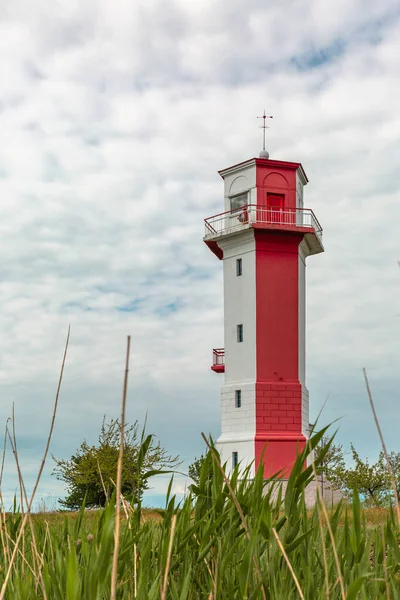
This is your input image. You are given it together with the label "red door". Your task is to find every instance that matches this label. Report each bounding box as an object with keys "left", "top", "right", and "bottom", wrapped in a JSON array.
[{"left": 267, "top": 193, "right": 284, "bottom": 224}]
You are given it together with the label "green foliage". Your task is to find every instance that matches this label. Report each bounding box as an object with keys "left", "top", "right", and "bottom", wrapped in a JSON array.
[
  {"left": 53, "top": 416, "right": 180, "bottom": 510},
  {"left": 3, "top": 428, "right": 400, "bottom": 598},
  {"left": 314, "top": 436, "right": 400, "bottom": 507},
  {"left": 187, "top": 453, "right": 204, "bottom": 485},
  {"left": 377, "top": 450, "right": 400, "bottom": 503},
  {"left": 338, "top": 444, "right": 388, "bottom": 507},
  {"left": 188, "top": 452, "right": 213, "bottom": 487},
  {"left": 314, "top": 435, "right": 346, "bottom": 487}
]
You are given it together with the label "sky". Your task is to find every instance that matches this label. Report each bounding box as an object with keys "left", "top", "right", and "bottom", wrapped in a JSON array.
[{"left": 0, "top": 0, "right": 399, "bottom": 509}]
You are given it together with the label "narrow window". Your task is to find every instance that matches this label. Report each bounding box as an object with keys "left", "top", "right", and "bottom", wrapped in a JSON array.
[
  {"left": 235, "top": 390, "right": 242, "bottom": 408},
  {"left": 237, "top": 324, "right": 243, "bottom": 343},
  {"left": 236, "top": 258, "right": 242, "bottom": 276},
  {"left": 232, "top": 452, "right": 239, "bottom": 468}
]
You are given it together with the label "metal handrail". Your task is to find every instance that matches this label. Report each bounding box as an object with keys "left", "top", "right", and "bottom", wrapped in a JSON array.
[
  {"left": 212, "top": 348, "right": 225, "bottom": 365},
  {"left": 204, "top": 205, "right": 322, "bottom": 240}
]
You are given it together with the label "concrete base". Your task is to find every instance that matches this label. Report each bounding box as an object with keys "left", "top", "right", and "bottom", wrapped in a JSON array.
[{"left": 266, "top": 476, "right": 343, "bottom": 508}]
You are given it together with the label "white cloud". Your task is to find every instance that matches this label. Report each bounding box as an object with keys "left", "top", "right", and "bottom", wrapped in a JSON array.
[{"left": 0, "top": 0, "right": 399, "bottom": 504}]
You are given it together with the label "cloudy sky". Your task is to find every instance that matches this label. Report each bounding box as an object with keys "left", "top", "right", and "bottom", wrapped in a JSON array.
[{"left": 0, "top": 0, "right": 399, "bottom": 509}]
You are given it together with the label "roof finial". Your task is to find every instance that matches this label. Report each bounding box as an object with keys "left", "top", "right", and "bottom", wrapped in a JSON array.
[{"left": 257, "top": 110, "right": 273, "bottom": 159}]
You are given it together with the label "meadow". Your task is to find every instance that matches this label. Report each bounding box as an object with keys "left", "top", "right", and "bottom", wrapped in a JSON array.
[
  {"left": 0, "top": 337, "right": 399, "bottom": 599},
  {"left": 1, "top": 429, "right": 400, "bottom": 600}
]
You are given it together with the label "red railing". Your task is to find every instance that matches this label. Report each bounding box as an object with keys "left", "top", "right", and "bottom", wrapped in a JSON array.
[
  {"left": 211, "top": 348, "right": 225, "bottom": 373},
  {"left": 204, "top": 205, "right": 323, "bottom": 241},
  {"left": 213, "top": 348, "right": 225, "bottom": 365}
]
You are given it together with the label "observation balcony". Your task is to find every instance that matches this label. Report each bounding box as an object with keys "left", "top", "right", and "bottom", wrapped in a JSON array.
[
  {"left": 211, "top": 348, "right": 225, "bottom": 373},
  {"left": 204, "top": 205, "right": 323, "bottom": 258}
]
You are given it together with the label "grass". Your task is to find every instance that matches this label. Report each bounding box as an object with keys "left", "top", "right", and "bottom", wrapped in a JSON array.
[
  {"left": 0, "top": 433, "right": 400, "bottom": 599},
  {"left": 29, "top": 507, "right": 164, "bottom": 528},
  {"left": 1, "top": 334, "right": 399, "bottom": 598},
  {"left": 60, "top": 506, "right": 394, "bottom": 521}
]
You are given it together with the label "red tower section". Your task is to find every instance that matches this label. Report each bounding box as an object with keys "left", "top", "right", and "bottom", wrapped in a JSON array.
[{"left": 255, "top": 159, "right": 314, "bottom": 476}]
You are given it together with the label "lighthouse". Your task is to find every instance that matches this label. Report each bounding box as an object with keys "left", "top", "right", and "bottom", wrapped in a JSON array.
[{"left": 204, "top": 130, "right": 323, "bottom": 479}]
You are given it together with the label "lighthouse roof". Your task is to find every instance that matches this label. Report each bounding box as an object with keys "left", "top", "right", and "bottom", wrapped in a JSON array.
[{"left": 218, "top": 157, "right": 308, "bottom": 185}]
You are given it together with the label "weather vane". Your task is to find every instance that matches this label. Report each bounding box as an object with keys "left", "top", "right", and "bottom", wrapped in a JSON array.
[{"left": 257, "top": 110, "right": 273, "bottom": 151}]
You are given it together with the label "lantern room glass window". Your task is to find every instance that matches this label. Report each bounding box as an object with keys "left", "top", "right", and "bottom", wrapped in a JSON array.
[{"left": 230, "top": 192, "right": 248, "bottom": 212}]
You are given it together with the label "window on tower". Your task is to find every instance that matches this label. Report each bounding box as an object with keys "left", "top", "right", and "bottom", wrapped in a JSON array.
[
  {"left": 232, "top": 452, "right": 239, "bottom": 468},
  {"left": 230, "top": 192, "right": 248, "bottom": 212},
  {"left": 235, "top": 390, "right": 242, "bottom": 408},
  {"left": 237, "top": 324, "right": 243, "bottom": 343},
  {"left": 236, "top": 258, "right": 242, "bottom": 276}
]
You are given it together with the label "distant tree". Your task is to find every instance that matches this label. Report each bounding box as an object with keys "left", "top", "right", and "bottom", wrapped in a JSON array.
[
  {"left": 188, "top": 454, "right": 206, "bottom": 486},
  {"left": 320, "top": 442, "right": 390, "bottom": 507},
  {"left": 338, "top": 444, "right": 388, "bottom": 507},
  {"left": 314, "top": 438, "right": 400, "bottom": 507},
  {"left": 53, "top": 417, "right": 180, "bottom": 510},
  {"left": 376, "top": 450, "right": 400, "bottom": 504},
  {"left": 314, "top": 436, "right": 346, "bottom": 489}
]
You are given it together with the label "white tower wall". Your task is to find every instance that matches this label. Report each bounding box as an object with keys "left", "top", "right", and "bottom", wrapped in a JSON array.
[{"left": 216, "top": 229, "right": 257, "bottom": 476}]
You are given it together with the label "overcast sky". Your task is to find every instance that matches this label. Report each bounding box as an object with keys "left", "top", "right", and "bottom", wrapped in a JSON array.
[{"left": 0, "top": 0, "right": 399, "bottom": 509}]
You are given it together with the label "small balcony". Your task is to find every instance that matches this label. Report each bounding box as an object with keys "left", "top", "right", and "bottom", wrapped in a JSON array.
[
  {"left": 204, "top": 205, "right": 323, "bottom": 256},
  {"left": 211, "top": 348, "right": 225, "bottom": 373}
]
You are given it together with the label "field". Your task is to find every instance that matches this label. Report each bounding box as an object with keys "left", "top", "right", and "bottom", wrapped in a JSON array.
[{"left": 1, "top": 430, "right": 400, "bottom": 599}]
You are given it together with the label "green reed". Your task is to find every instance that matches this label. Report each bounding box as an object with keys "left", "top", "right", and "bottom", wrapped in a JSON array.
[{"left": 0, "top": 427, "right": 399, "bottom": 599}]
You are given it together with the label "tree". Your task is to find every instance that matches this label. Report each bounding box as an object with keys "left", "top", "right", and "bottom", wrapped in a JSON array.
[
  {"left": 188, "top": 454, "right": 206, "bottom": 486},
  {"left": 316, "top": 441, "right": 400, "bottom": 508},
  {"left": 53, "top": 417, "right": 180, "bottom": 510},
  {"left": 336, "top": 444, "right": 387, "bottom": 507},
  {"left": 313, "top": 436, "right": 346, "bottom": 491},
  {"left": 376, "top": 450, "right": 400, "bottom": 504}
]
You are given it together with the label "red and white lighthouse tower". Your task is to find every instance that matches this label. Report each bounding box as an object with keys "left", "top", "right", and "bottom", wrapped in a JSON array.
[{"left": 204, "top": 136, "right": 323, "bottom": 478}]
